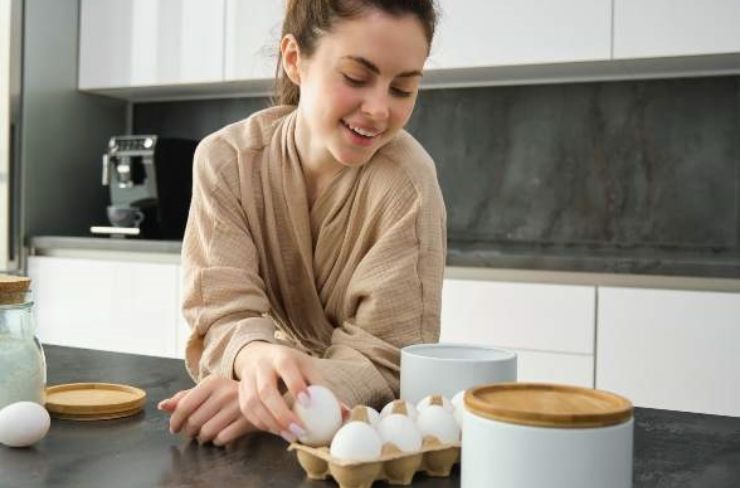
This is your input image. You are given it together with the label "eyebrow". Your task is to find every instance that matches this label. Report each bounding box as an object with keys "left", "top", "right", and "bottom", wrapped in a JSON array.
[{"left": 342, "top": 55, "right": 423, "bottom": 78}]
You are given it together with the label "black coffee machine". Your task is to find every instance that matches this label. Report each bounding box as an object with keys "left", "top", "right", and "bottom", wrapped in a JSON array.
[{"left": 91, "top": 135, "right": 198, "bottom": 239}]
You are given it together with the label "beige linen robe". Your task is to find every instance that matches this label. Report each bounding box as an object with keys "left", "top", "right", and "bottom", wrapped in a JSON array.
[{"left": 182, "top": 105, "right": 446, "bottom": 408}]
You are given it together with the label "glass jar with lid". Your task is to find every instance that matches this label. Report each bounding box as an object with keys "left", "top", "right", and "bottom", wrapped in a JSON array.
[{"left": 0, "top": 274, "right": 46, "bottom": 409}]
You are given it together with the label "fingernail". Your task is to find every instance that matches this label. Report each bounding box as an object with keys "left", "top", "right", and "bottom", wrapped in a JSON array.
[
  {"left": 297, "top": 392, "right": 310, "bottom": 407},
  {"left": 289, "top": 422, "right": 306, "bottom": 438},
  {"left": 280, "top": 430, "right": 296, "bottom": 443}
]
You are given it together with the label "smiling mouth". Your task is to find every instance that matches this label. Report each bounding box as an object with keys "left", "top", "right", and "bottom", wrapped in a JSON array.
[{"left": 341, "top": 119, "right": 382, "bottom": 139}]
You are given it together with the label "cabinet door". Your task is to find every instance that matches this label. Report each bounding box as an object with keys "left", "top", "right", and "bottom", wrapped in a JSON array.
[
  {"left": 597, "top": 287, "right": 740, "bottom": 417},
  {"left": 28, "top": 256, "right": 179, "bottom": 358},
  {"left": 614, "top": 0, "right": 740, "bottom": 59},
  {"left": 441, "top": 279, "right": 595, "bottom": 354},
  {"left": 224, "top": 0, "right": 284, "bottom": 81},
  {"left": 79, "top": 0, "right": 225, "bottom": 89},
  {"left": 430, "top": 0, "right": 611, "bottom": 70},
  {"left": 512, "top": 348, "right": 593, "bottom": 388},
  {"left": 440, "top": 279, "right": 595, "bottom": 387}
]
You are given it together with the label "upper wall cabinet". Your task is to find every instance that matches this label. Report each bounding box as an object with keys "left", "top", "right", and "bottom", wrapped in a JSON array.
[
  {"left": 614, "top": 0, "right": 740, "bottom": 59},
  {"left": 79, "top": 0, "right": 225, "bottom": 89},
  {"left": 224, "top": 0, "right": 283, "bottom": 81},
  {"left": 429, "top": 0, "right": 612, "bottom": 69},
  {"left": 77, "top": 0, "right": 740, "bottom": 99}
]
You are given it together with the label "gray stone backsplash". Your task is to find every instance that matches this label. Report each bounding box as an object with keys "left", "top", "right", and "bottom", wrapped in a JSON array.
[{"left": 133, "top": 76, "right": 740, "bottom": 276}]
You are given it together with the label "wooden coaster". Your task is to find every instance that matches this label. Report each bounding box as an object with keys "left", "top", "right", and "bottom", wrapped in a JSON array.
[{"left": 45, "top": 383, "right": 147, "bottom": 420}]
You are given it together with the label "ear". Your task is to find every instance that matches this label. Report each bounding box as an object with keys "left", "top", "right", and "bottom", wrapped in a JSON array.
[{"left": 280, "top": 34, "right": 302, "bottom": 85}]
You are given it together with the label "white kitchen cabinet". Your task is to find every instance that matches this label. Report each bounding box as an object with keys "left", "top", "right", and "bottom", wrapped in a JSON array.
[
  {"left": 505, "top": 348, "right": 593, "bottom": 388},
  {"left": 78, "top": 0, "right": 225, "bottom": 89},
  {"left": 596, "top": 287, "right": 740, "bottom": 417},
  {"left": 224, "top": 0, "right": 284, "bottom": 81},
  {"left": 440, "top": 278, "right": 596, "bottom": 387},
  {"left": 28, "top": 256, "right": 179, "bottom": 358},
  {"left": 614, "top": 0, "right": 740, "bottom": 59},
  {"left": 430, "top": 0, "right": 611, "bottom": 70}
]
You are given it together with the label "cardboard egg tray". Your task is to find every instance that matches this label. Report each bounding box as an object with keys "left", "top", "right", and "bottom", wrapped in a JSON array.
[{"left": 289, "top": 436, "right": 460, "bottom": 488}]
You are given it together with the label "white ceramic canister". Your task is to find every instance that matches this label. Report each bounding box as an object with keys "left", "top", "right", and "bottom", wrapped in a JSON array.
[
  {"left": 400, "top": 343, "right": 517, "bottom": 404},
  {"left": 462, "top": 383, "right": 633, "bottom": 488}
]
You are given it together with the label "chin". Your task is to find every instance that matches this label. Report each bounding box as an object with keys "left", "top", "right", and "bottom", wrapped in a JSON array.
[{"left": 333, "top": 148, "right": 377, "bottom": 168}]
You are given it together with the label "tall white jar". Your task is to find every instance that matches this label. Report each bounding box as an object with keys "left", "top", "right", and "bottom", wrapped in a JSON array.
[{"left": 462, "top": 383, "right": 633, "bottom": 488}]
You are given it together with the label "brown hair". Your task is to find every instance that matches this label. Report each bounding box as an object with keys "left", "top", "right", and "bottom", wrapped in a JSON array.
[{"left": 274, "top": 0, "right": 438, "bottom": 106}]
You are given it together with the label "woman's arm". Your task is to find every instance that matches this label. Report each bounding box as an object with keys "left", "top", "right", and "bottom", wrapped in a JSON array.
[{"left": 181, "top": 136, "right": 276, "bottom": 381}]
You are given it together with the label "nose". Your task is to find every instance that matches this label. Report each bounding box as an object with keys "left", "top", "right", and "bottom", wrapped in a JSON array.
[{"left": 360, "top": 86, "right": 390, "bottom": 123}]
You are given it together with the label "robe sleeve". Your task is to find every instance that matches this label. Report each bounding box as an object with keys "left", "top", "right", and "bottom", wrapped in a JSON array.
[
  {"left": 316, "top": 173, "right": 447, "bottom": 409},
  {"left": 181, "top": 137, "right": 276, "bottom": 382}
]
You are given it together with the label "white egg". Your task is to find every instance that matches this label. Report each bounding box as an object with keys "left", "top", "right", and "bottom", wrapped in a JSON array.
[
  {"left": 292, "top": 385, "right": 342, "bottom": 447},
  {"left": 416, "top": 394, "right": 453, "bottom": 413},
  {"left": 451, "top": 389, "right": 466, "bottom": 429},
  {"left": 416, "top": 405, "right": 460, "bottom": 444},
  {"left": 349, "top": 405, "right": 380, "bottom": 427},
  {"left": 0, "top": 401, "right": 51, "bottom": 448},
  {"left": 380, "top": 400, "right": 418, "bottom": 421},
  {"left": 329, "top": 421, "right": 382, "bottom": 462},
  {"left": 377, "top": 413, "right": 422, "bottom": 453}
]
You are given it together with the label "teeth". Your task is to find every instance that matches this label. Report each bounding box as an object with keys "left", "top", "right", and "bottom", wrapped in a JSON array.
[{"left": 345, "top": 121, "right": 378, "bottom": 138}]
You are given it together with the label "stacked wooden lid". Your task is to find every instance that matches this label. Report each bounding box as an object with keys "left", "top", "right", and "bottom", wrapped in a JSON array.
[{"left": 45, "top": 383, "right": 147, "bottom": 421}]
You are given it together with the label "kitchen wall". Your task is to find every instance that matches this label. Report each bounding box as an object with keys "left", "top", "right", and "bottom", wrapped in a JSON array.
[
  {"left": 21, "top": 0, "right": 126, "bottom": 241},
  {"left": 134, "top": 75, "right": 740, "bottom": 273}
]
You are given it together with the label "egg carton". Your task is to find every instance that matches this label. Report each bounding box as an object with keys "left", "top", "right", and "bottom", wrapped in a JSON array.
[{"left": 289, "top": 436, "right": 460, "bottom": 488}]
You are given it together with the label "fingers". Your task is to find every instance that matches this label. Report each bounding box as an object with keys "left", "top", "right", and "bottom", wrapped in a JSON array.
[
  {"left": 239, "top": 372, "right": 284, "bottom": 436},
  {"left": 182, "top": 394, "right": 226, "bottom": 438},
  {"left": 260, "top": 362, "right": 304, "bottom": 431},
  {"left": 213, "top": 416, "right": 254, "bottom": 447},
  {"left": 278, "top": 358, "right": 312, "bottom": 412},
  {"left": 169, "top": 381, "right": 213, "bottom": 434},
  {"left": 158, "top": 389, "right": 189, "bottom": 413},
  {"left": 196, "top": 400, "right": 242, "bottom": 445}
]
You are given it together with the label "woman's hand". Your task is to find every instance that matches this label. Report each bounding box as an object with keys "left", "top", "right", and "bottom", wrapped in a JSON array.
[
  {"left": 158, "top": 375, "right": 256, "bottom": 446},
  {"left": 233, "top": 341, "right": 324, "bottom": 442}
]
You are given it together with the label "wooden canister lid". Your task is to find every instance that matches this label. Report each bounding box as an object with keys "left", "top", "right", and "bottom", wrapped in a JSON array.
[
  {"left": 464, "top": 383, "right": 633, "bottom": 428},
  {"left": 0, "top": 274, "right": 31, "bottom": 292},
  {"left": 0, "top": 274, "right": 31, "bottom": 305}
]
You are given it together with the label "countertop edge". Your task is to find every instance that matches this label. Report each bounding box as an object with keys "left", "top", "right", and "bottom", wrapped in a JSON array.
[{"left": 29, "top": 236, "right": 740, "bottom": 292}]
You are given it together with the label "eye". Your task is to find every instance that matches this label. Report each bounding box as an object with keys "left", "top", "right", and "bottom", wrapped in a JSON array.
[
  {"left": 342, "top": 74, "right": 366, "bottom": 86},
  {"left": 391, "top": 87, "right": 413, "bottom": 98}
]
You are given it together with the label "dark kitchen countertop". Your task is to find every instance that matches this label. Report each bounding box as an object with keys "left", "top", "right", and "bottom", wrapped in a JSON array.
[
  {"left": 2, "top": 346, "right": 740, "bottom": 487},
  {"left": 31, "top": 236, "right": 740, "bottom": 279}
]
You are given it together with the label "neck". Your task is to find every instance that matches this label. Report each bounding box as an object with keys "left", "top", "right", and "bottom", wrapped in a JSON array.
[{"left": 294, "top": 111, "right": 344, "bottom": 206}]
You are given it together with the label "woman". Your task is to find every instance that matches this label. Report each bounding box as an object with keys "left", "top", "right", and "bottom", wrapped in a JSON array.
[{"left": 159, "top": 0, "right": 446, "bottom": 447}]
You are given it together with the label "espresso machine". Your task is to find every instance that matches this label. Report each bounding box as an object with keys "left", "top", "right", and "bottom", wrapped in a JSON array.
[{"left": 91, "top": 135, "right": 198, "bottom": 239}]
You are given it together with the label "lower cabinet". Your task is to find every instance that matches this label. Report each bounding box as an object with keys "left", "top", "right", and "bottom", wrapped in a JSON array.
[
  {"left": 440, "top": 278, "right": 596, "bottom": 387},
  {"left": 28, "top": 256, "right": 180, "bottom": 358},
  {"left": 596, "top": 286, "right": 740, "bottom": 417}
]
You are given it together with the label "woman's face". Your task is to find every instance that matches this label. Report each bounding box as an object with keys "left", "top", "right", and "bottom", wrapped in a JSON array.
[{"left": 290, "top": 10, "right": 429, "bottom": 169}]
